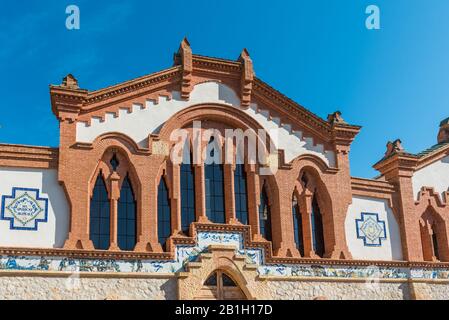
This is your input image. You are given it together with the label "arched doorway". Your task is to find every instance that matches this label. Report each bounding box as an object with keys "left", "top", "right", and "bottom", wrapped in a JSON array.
[{"left": 195, "top": 270, "right": 247, "bottom": 300}]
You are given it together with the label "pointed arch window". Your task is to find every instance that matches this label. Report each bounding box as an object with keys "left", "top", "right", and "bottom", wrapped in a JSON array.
[
  {"left": 311, "top": 196, "right": 325, "bottom": 257},
  {"left": 90, "top": 173, "right": 110, "bottom": 250},
  {"left": 205, "top": 137, "right": 225, "bottom": 224},
  {"left": 117, "top": 175, "right": 137, "bottom": 251},
  {"left": 420, "top": 214, "right": 442, "bottom": 262},
  {"left": 432, "top": 227, "right": 441, "bottom": 261},
  {"left": 234, "top": 164, "right": 248, "bottom": 225},
  {"left": 292, "top": 194, "right": 304, "bottom": 256},
  {"left": 158, "top": 177, "right": 172, "bottom": 249},
  {"left": 181, "top": 153, "right": 195, "bottom": 234},
  {"left": 259, "top": 183, "right": 272, "bottom": 241}
]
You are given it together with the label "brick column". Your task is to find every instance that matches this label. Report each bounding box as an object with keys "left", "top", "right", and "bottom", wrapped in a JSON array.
[
  {"left": 326, "top": 144, "right": 353, "bottom": 259},
  {"left": 194, "top": 164, "right": 209, "bottom": 223},
  {"left": 247, "top": 166, "right": 262, "bottom": 241},
  {"left": 51, "top": 76, "right": 93, "bottom": 250},
  {"left": 299, "top": 189, "right": 318, "bottom": 258},
  {"left": 374, "top": 151, "right": 422, "bottom": 261},
  {"left": 170, "top": 164, "right": 182, "bottom": 234},
  {"left": 109, "top": 172, "right": 120, "bottom": 251},
  {"left": 327, "top": 117, "right": 360, "bottom": 259},
  {"left": 224, "top": 164, "right": 238, "bottom": 224}
]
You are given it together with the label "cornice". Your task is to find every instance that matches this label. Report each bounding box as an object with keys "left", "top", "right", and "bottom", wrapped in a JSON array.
[
  {"left": 0, "top": 144, "right": 58, "bottom": 169},
  {"left": 84, "top": 67, "right": 181, "bottom": 107},
  {"left": 415, "top": 143, "right": 449, "bottom": 171},
  {"left": 331, "top": 123, "right": 362, "bottom": 147},
  {"left": 351, "top": 176, "right": 396, "bottom": 197},
  {"left": 252, "top": 78, "right": 333, "bottom": 142},
  {"left": 373, "top": 152, "right": 419, "bottom": 178}
]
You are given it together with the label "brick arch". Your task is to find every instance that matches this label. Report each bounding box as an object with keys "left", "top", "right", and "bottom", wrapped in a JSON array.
[
  {"left": 298, "top": 165, "right": 333, "bottom": 217},
  {"left": 177, "top": 246, "right": 267, "bottom": 300},
  {"left": 157, "top": 103, "right": 274, "bottom": 155},
  {"left": 419, "top": 206, "right": 449, "bottom": 261},
  {"left": 294, "top": 165, "right": 335, "bottom": 258}
]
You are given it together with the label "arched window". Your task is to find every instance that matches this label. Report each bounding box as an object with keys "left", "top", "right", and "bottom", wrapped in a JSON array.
[
  {"left": 432, "top": 227, "right": 441, "bottom": 261},
  {"left": 117, "top": 175, "right": 137, "bottom": 251},
  {"left": 292, "top": 194, "right": 304, "bottom": 256},
  {"left": 158, "top": 177, "right": 171, "bottom": 249},
  {"left": 90, "top": 173, "right": 110, "bottom": 250},
  {"left": 420, "top": 213, "right": 442, "bottom": 262},
  {"left": 205, "top": 137, "right": 225, "bottom": 223},
  {"left": 234, "top": 164, "right": 248, "bottom": 225},
  {"left": 259, "top": 183, "right": 272, "bottom": 241},
  {"left": 180, "top": 153, "right": 195, "bottom": 235},
  {"left": 311, "top": 196, "right": 325, "bottom": 257}
]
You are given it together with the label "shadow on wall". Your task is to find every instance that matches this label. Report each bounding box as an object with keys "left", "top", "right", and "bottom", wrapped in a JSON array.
[
  {"left": 160, "top": 278, "right": 178, "bottom": 300},
  {"left": 40, "top": 169, "right": 70, "bottom": 248},
  {"left": 384, "top": 200, "right": 403, "bottom": 261}
]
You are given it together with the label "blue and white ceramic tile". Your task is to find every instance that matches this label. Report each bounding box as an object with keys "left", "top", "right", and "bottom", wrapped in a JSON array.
[
  {"left": 0, "top": 230, "right": 449, "bottom": 280},
  {"left": 1, "top": 188, "right": 49, "bottom": 231}
]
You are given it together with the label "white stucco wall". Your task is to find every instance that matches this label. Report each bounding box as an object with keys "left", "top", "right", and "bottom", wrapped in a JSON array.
[
  {"left": 76, "top": 82, "right": 335, "bottom": 166},
  {"left": 345, "top": 196, "right": 403, "bottom": 261},
  {"left": 412, "top": 155, "right": 449, "bottom": 200},
  {"left": 0, "top": 167, "right": 69, "bottom": 248}
]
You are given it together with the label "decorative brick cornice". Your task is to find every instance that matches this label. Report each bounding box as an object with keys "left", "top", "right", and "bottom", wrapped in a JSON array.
[
  {"left": 252, "top": 79, "right": 334, "bottom": 142},
  {"left": 331, "top": 122, "right": 362, "bottom": 149},
  {"left": 374, "top": 152, "right": 418, "bottom": 179},
  {"left": 415, "top": 143, "right": 449, "bottom": 171},
  {"left": 50, "top": 86, "right": 87, "bottom": 122},
  {"left": 0, "top": 144, "right": 58, "bottom": 169},
  {"left": 84, "top": 67, "right": 181, "bottom": 106},
  {"left": 351, "top": 177, "right": 396, "bottom": 197},
  {"left": 191, "top": 54, "right": 242, "bottom": 77}
]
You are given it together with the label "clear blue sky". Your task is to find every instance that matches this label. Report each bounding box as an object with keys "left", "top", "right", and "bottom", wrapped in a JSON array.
[{"left": 0, "top": 0, "right": 448, "bottom": 178}]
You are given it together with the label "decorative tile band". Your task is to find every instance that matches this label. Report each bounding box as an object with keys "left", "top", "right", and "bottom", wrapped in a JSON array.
[{"left": 0, "top": 230, "right": 449, "bottom": 280}]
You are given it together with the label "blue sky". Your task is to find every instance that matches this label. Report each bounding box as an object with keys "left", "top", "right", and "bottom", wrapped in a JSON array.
[{"left": 0, "top": 0, "right": 448, "bottom": 178}]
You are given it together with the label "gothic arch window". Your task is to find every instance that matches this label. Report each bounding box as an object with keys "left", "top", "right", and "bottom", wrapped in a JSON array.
[
  {"left": 420, "top": 212, "right": 443, "bottom": 262},
  {"left": 90, "top": 172, "right": 110, "bottom": 250},
  {"left": 292, "top": 194, "right": 304, "bottom": 257},
  {"left": 234, "top": 164, "right": 249, "bottom": 225},
  {"left": 180, "top": 154, "right": 196, "bottom": 234},
  {"left": 117, "top": 175, "right": 137, "bottom": 251},
  {"left": 259, "top": 182, "right": 272, "bottom": 241},
  {"left": 432, "top": 227, "right": 440, "bottom": 261},
  {"left": 311, "top": 196, "right": 325, "bottom": 257},
  {"left": 205, "top": 137, "right": 225, "bottom": 224},
  {"left": 158, "top": 177, "right": 172, "bottom": 250}
]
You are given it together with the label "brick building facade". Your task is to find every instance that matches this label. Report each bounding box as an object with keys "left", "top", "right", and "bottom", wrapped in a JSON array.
[{"left": 1, "top": 40, "right": 449, "bottom": 300}]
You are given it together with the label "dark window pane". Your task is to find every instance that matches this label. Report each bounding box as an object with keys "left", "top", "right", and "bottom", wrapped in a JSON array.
[
  {"left": 158, "top": 177, "right": 171, "bottom": 250},
  {"left": 259, "top": 183, "right": 272, "bottom": 241},
  {"left": 117, "top": 176, "right": 136, "bottom": 251},
  {"left": 90, "top": 174, "right": 110, "bottom": 250},
  {"left": 222, "top": 273, "right": 237, "bottom": 287},
  {"left": 292, "top": 196, "right": 305, "bottom": 257},
  {"left": 311, "top": 196, "right": 325, "bottom": 257},
  {"left": 204, "top": 273, "right": 218, "bottom": 286}
]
